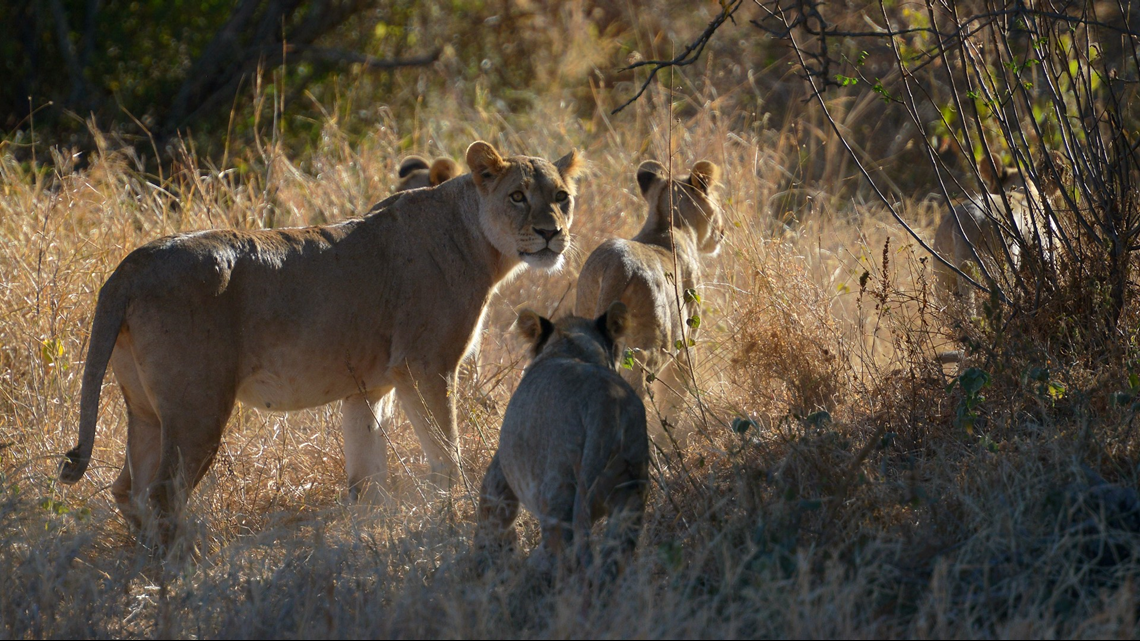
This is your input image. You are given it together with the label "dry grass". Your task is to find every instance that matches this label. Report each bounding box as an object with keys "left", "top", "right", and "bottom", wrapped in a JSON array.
[{"left": 3, "top": 56, "right": 1140, "bottom": 638}]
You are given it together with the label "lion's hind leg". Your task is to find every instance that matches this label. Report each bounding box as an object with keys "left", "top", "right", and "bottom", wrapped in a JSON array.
[
  {"left": 534, "top": 479, "right": 577, "bottom": 574},
  {"left": 474, "top": 453, "right": 519, "bottom": 560},
  {"left": 143, "top": 364, "right": 236, "bottom": 544},
  {"left": 107, "top": 342, "right": 164, "bottom": 529},
  {"left": 599, "top": 476, "right": 646, "bottom": 581},
  {"left": 109, "top": 347, "right": 163, "bottom": 529}
]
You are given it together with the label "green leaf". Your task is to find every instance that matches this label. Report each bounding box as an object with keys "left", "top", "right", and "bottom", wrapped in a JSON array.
[
  {"left": 39, "top": 497, "right": 69, "bottom": 515},
  {"left": 40, "top": 338, "right": 67, "bottom": 370},
  {"left": 683, "top": 288, "right": 701, "bottom": 305},
  {"left": 958, "top": 368, "right": 991, "bottom": 395},
  {"left": 958, "top": 412, "right": 976, "bottom": 435},
  {"left": 1047, "top": 381, "right": 1065, "bottom": 400},
  {"left": 871, "top": 80, "right": 895, "bottom": 103},
  {"left": 836, "top": 74, "right": 859, "bottom": 87},
  {"left": 686, "top": 314, "right": 701, "bottom": 330},
  {"left": 621, "top": 349, "right": 636, "bottom": 370}
]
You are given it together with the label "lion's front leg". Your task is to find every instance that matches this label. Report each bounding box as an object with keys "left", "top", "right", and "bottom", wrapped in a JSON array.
[
  {"left": 393, "top": 368, "right": 460, "bottom": 492},
  {"left": 341, "top": 387, "right": 396, "bottom": 506}
]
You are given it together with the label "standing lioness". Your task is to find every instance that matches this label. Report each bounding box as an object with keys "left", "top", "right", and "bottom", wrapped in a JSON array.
[{"left": 59, "top": 141, "right": 583, "bottom": 530}]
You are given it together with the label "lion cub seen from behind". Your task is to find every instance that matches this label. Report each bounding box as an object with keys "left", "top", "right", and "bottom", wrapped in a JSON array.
[
  {"left": 576, "top": 159, "right": 723, "bottom": 417},
  {"left": 476, "top": 302, "right": 648, "bottom": 576},
  {"left": 395, "top": 155, "right": 462, "bottom": 192}
]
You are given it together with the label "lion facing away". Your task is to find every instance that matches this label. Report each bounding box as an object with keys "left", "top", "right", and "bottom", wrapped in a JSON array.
[
  {"left": 575, "top": 159, "right": 723, "bottom": 416},
  {"left": 396, "top": 155, "right": 462, "bottom": 192},
  {"left": 59, "top": 140, "right": 584, "bottom": 535},
  {"left": 475, "top": 302, "right": 648, "bottom": 576}
]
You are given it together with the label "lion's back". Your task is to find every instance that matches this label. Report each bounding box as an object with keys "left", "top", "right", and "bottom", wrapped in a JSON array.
[{"left": 498, "top": 357, "right": 646, "bottom": 508}]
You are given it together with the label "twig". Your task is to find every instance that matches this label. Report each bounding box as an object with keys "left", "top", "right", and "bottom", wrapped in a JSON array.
[{"left": 612, "top": 0, "right": 745, "bottom": 114}]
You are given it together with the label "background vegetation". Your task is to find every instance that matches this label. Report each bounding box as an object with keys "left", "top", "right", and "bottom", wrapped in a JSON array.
[{"left": 3, "top": 0, "right": 1140, "bottom": 637}]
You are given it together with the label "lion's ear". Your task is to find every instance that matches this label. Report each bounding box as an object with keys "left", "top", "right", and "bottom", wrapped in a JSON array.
[
  {"left": 1035, "top": 149, "right": 1067, "bottom": 196},
  {"left": 599, "top": 301, "right": 630, "bottom": 343},
  {"left": 398, "top": 156, "right": 429, "bottom": 178},
  {"left": 689, "top": 160, "right": 720, "bottom": 194},
  {"left": 515, "top": 309, "right": 554, "bottom": 355},
  {"left": 977, "top": 152, "right": 1016, "bottom": 193},
  {"left": 466, "top": 141, "right": 508, "bottom": 190},
  {"left": 555, "top": 150, "right": 584, "bottom": 182},
  {"left": 636, "top": 160, "right": 666, "bottom": 197},
  {"left": 429, "top": 158, "right": 460, "bottom": 186}
]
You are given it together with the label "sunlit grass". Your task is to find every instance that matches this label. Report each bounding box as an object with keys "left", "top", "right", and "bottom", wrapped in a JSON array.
[{"left": 2, "top": 67, "right": 1139, "bottom": 638}]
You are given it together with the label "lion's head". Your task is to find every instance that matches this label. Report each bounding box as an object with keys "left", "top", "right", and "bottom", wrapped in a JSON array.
[
  {"left": 396, "top": 155, "right": 462, "bottom": 192},
  {"left": 515, "top": 301, "right": 630, "bottom": 367},
  {"left": 466, "top": 141, "right": 584, "bottom": 271},
  {"left": 636, "top": 159, "right": 723, "bottom": 255}
]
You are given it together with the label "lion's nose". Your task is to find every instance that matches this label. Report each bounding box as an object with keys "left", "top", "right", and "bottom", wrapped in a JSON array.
[{"left": 534, "top": 227, "right": 562, "bottom": 242}]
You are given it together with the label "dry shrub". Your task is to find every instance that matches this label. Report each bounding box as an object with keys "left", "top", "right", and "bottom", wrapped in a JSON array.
[
  {"left": 5, "top": 26, "right": 1140, "bottom": 634},
  {"left": 731, "top": 241, "right": 848, "bottom": 418}
]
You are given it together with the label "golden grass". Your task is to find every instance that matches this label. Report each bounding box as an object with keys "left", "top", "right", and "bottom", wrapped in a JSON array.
[{"left": 2, "top": 76, "right": 1140, "bottom": 638}]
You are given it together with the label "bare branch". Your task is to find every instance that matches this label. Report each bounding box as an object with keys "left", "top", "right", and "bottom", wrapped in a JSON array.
[{"left": 611, "top": 0, "right": 745, "bottom": 115}]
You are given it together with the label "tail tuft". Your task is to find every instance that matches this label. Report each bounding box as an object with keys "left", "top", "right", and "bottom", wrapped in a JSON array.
[{"left": 58, "top": 448, "right": 90, "bottom": 484}]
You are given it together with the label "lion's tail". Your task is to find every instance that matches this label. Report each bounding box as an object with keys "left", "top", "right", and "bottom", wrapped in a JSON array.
[{"left": 59, "top": 273, "right": 128, "bottom": 483}]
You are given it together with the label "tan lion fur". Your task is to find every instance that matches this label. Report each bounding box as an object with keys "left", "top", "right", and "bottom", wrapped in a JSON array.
[
  {"left": 59, "top": 140, "right": 584, "bottom": 532},
  {"left": 933, "top": 155, "right": 1061, "bottom": 309},
  {"left": 575, "top": 159, "right": 723, "bottom": 417},
  {"left": 475, "top": 302, "right": 648, "bottom": 575},
  {"left": 395, "top": 155, "right": 462, "bottom": 192}
]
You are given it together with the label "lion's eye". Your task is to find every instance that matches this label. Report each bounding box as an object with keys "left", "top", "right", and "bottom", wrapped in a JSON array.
[
  {"left": 554, "top": 190, "right": 569, "bottom": 203},
  {"left": 510, "top": 191, "right": 526, "bottom": 203}
]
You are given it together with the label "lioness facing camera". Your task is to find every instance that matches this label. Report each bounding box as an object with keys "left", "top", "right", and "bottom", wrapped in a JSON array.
[{"left": 59, "top": 141, "right": 583, "bottom": 533}]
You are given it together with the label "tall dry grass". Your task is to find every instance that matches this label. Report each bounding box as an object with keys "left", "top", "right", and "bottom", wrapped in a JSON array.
[{"left": 3, "top": 45, "right": 1140, "bottom": 639}]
